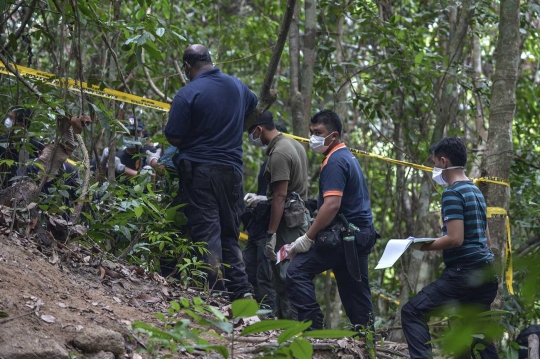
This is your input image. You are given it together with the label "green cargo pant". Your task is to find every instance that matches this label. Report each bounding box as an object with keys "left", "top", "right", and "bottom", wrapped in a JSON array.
[{"left": 272, "top": 210, "right": 310, "bottom": 320}]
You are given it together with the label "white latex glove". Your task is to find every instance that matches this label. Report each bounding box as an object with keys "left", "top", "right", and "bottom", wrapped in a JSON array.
[
  {"left": 146, "top": 148, "right": 162, "bottom": 167},
  {"left": 140, "top": 164, "right": 154, "bottom": 177},
  {"left": 289, "top": 234, "right": 314, "bottom": 255},
  {"left": 114, "top": 157, "right": 126, "bottom": 174},
  {"left": 244, "top": 193, "right": 267, "bottom": 207},
  {"left": 100, "top": 147, "right": 125, "bottom": 174},
  {"left": 100, "top": 147, "right": 109, "bottom": 164},
  {"left": 264, "top": 233, "right": 277, "bottom": 261}
]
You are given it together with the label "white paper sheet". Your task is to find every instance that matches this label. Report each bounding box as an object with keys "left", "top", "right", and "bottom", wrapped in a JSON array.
[
  {"left": 375, "top": 237, "right": 437, "bottom": 269},
  {"left": 375, "top": 239, "right": 412, "bottom": 269}
]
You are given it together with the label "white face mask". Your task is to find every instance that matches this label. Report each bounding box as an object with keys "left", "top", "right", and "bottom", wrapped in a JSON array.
[
  {"left": 123, "top": 136, "right": 144, "bottom": 149},
  {"left": 248, "top": 128, "right": 264, "bottom": 147},
  {"left": 309, "top": 133, "right": 334, "bottom": 154},
  {"left": 432, "top": 166, "right": 464, "bottom": 186}
]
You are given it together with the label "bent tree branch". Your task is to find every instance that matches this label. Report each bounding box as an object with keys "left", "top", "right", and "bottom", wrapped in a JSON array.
[{"left": 244, "top": 0, "right": 297, "bottom": 131}]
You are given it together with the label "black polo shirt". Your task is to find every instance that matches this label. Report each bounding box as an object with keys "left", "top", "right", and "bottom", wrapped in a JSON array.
[{"left": 165, "top": 68, "right": 258, "bottom": 172}]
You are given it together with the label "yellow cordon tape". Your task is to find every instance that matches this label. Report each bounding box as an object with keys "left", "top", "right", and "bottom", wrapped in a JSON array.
[
  {"left": 487, "top": 207, "right": 514, "bottom": 294},
  {"left": 0, "top": 63, "right": 171, "bottom": 112},
  {"left": 3, "top": 63, "right": 514, "bottom": 294},
  {"left": 473, "top": 177, "right": 511, "bottom": 188},
  {"left": 284, "top": 133, "right": 434, "bottom": 172}
]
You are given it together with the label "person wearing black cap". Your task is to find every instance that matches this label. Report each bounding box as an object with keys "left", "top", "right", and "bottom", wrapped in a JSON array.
[
  {"left": 165, "top": 44, "right": 257, "bottom": 301},
  {"left": 246, "top": 110, "right": 310, "bottom": 320},
  {"left": 98, "top": 116, "right": 160, "bottom": 179},
  {"left": 242, "top": 121, "right": 287, "bottom": 315}
]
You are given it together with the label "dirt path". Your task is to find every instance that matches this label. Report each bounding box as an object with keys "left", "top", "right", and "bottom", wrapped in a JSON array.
[
  {"left": 0, "top": 233, "right": 182, "bottom": 358},
  {"left": 0, "top": 234, "right": 410, "bottom": 359}
]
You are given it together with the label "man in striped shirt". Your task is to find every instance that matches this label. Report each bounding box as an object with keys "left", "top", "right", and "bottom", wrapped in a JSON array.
[{"left": 401, "top": 137, "right": 499, "bottom": 359}]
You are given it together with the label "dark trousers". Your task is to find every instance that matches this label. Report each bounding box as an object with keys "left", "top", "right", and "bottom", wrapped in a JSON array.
[
  {"left": 285, "top": 225, "right": 376, "bottom": 329},
  {"left": 181, "top": 163, "right": 252, "bottom": 301},
  {"left": 401, "top": 264, "right": 499, "bottom": 359},
  {"left": 243, "top": 236, "right": 276, "bottom": 312}
]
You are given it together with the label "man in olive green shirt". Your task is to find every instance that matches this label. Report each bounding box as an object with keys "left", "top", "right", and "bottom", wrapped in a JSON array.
[{"left": 246, "top": 110, "right": 310, "bottom": 319}]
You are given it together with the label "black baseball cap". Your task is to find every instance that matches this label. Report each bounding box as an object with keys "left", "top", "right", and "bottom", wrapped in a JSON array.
[
  {"left": 253, "top": 111, "right": 273, "bottom": 126},
  {"left": 127, "top": 116, "right": 145, "bottom": 132}
]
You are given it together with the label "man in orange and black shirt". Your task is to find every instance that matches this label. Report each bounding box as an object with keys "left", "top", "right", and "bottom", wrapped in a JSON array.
[{"left": 286, "top": 110, "right": 378, "bottom": 331}]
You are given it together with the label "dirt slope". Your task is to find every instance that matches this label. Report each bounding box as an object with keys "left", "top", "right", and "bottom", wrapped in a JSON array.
[{"left": 0, "top": 234, "right": 409, "bottom": 359}]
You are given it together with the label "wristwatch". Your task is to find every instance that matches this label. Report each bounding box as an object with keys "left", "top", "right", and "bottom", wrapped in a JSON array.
[{"left": 266, "top": 231, "right": 275, "bottom": 238}]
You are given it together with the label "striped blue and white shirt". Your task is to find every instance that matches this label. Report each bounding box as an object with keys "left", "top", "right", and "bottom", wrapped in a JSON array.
[{"left": 441, "top": 180, "right": 494, "bottom": 268}]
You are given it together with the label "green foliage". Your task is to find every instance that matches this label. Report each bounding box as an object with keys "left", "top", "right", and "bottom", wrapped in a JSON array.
[
  {"left": 1, "top": 0, "right": 540, "bottom": 353},
  {"left": 132, "top": 297, "right": 358, "bottom": 358},
  {"left": 81, "top": 177, "right": 208, "bottom": 285}
]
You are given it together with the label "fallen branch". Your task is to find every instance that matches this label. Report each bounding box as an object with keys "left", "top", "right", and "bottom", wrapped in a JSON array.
[
  {"left": 223, "top": 335, "right": 269, "bottom": 343},
  {"left": 377, "top": 346, "right": 410, "bottom": 358},
  {"left": 117, "top": 225, "right": 145, "bottom": 260},
  {"left": 234, "top": 341, "right": 343, "bottom": 355},
  {"left": 0, "top": 310, "right": 34, "bottom": 325}
]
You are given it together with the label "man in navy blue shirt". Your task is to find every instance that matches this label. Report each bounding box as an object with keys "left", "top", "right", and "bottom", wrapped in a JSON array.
[
  {"left": 401, "top": 137, "right": 498, "bottom": 359},
  {"left": 165, "top": 44, "right": 258, "bottom": 301},
  {"left": 285, "top": 110, "right": 378, "bottom": 331}
]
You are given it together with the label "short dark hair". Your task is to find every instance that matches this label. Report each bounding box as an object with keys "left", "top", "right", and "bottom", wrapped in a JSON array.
[
  {"left": 9, "top": 106, "right": 33, "bottom": 128},
  {"left": 429, "top": 137, "right": 467, "bottom": 166},
  {"left": 310, "top": 110, "right": 342, "bottom": 136},
  {"left": 183, "top": 49, "right": 212, "bottom": 69}
]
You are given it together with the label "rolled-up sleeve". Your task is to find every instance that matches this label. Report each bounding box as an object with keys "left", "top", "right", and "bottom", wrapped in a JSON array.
[{"left": 165, "top": 94, "right": 191, "bottom": 139}]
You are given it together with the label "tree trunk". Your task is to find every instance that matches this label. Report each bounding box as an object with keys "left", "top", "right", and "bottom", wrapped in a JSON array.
[
  {"left": 469, "top": 31, "right": 488, "bottom": 179},
  {"left": 529, "top": 334, "right": 539, "bottom": 359},
  {"left": 300, "top": 0, "right": 317, "bottom": 130},
  {"left": 334, "top": 14, "right": 348, "bottom": 130},
  {"left": 430, "top": 0, "right": 473, "bottom": 145},
  {"left": 480, "top": 0, "right": 521, "bottom": 307},
  {"left": 289, "top": 2, "right": 304, "bottom": 136}
]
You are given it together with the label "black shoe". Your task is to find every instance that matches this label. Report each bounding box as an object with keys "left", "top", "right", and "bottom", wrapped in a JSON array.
[{"left": 306, "top": 315, "right": 324, "bottom": 331}]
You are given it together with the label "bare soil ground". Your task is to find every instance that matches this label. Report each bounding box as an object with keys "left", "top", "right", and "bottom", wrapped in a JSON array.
[{"left": 0, "top": 233, "right": 410, "bottom": 359}]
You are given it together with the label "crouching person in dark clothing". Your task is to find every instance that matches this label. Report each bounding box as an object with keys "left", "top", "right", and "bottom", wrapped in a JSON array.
[
  {"left": 285, "top": 110, "right": 377, "bottom": 331},
  {"left": 401, "top": 137, "right": 499, "bottom": 359}
]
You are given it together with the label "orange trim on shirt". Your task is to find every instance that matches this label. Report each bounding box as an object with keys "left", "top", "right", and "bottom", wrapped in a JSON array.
[
  {"left": 323, "top": 190, "right": 343, "bottom": 197},
  {"left": 321, "top": 143, "right": 347, "bottom": 169}
]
